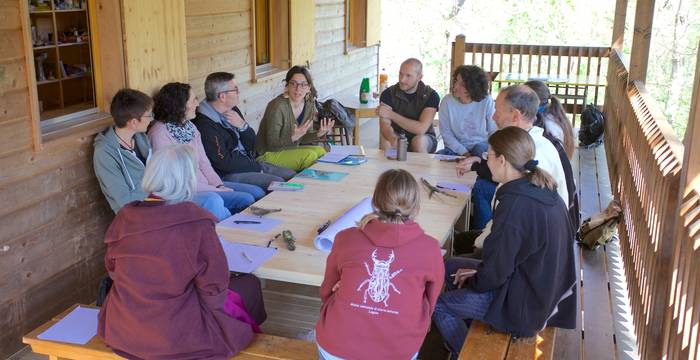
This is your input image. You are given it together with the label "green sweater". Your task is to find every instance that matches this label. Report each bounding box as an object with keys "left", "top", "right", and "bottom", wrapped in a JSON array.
[{"left": 256, "top": 94, "right": 321, "bottom": 153}]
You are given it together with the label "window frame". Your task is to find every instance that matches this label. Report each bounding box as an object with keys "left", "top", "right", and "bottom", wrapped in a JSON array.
[
  {"left": 250, "top": 0, "right": 290, "bottom": 82},
  {"left": 20, "top": 0, "right": 126, "bottom": 147}
]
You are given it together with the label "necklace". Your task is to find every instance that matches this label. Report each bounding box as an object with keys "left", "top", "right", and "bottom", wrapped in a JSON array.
[{"left": 115, "top": 131, "right": 134, "bottom": 151}]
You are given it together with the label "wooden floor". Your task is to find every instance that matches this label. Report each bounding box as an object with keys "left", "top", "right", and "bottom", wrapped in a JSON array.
[{"left": 555, "top": 142, "right": 639, "bottom": 360}]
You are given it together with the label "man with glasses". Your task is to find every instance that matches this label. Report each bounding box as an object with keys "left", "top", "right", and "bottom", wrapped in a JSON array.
[
  {"left": 378, "top": 58, "right": 440, "bottom": 153},
  {"left": 193, "top": 72, "right": 296, "bottom": 190}
]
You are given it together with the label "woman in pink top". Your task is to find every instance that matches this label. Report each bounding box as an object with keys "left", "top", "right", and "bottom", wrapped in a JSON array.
[
  {"left": 148, "top": 82, "right": 265, "bottom": 219},
  {"left": 315, "top": 169, "right": 445, "bottom": 360}
]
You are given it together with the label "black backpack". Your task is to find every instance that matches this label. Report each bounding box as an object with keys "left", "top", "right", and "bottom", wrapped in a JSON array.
[
  {"left": 315, "top": 99, "right": 355, "bottom": 128},
  {"left": 578, "top": 104, "right": 605, "bottom": 147}
]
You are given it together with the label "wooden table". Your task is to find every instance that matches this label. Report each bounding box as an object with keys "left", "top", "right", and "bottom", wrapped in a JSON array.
[
  {"left": 492, "top": 73, "right": 607, "bottom": 125},
  {"left": 217, "top": 149, "right": 475, "bottom": 286}
]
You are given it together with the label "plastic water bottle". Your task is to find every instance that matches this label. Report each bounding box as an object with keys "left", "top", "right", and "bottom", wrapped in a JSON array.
[
  {"left": 359, "top": 77, "right": 370, "bottom": 104},
  {"left": 397, "top": 131, "right": 408, "bottom": 161},
  {"left": 379, "top": 69, "right": 388, "bottom": 93}
]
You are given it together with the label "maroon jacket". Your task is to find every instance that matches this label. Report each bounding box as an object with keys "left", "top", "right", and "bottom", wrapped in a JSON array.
[
  {"left": 316, "top": 220, "right": 444, "bottom": 359},
  {"left": 97, "top": 200, "right": 254, "bottom": 360}
]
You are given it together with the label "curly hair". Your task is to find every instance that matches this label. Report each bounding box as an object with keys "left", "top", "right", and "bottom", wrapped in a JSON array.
[
  {"left": 452, "top": 65, "right": 489, "bottom": 102},
  {"left": 153, "top": 82, "right": 191, "bottom": 125}
]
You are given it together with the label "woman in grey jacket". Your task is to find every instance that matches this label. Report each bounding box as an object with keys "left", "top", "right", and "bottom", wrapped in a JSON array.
[{"left": 93, "top": 89, "right": 224, "bottom": 219}]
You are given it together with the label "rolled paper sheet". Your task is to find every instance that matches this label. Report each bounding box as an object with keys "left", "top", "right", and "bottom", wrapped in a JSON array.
[{"left": 314, "top": 197, "right": 373, "bottom": 251}]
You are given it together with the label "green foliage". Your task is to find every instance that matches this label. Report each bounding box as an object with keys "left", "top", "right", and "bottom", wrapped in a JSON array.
[{"left": 380, "top": 0, "right": 699, "bottom": 138}]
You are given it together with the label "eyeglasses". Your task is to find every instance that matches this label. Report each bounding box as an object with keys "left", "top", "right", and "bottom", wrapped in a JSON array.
[
  {"left": 288, "top": 80, "right": 310, "bottom": 89},
  {"left": 219, "top": 87, "right": 239, "bottom": 95},
  {"left": 142, "top": 112, "right": 155, "bottom": 119}
]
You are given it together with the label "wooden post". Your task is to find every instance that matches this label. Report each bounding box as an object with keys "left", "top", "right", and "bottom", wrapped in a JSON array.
[
  {"left": 612, "top": 0, "right": 628, "bottom": 49},
  {"left": 629, "top": 0, "right": 655, "bottom": 83},
  {"left": 451, "top": 35, "right": 465, "bottom": 89},
  {"left": 680, "top": 42, "right": 700, "bottom": 188}
]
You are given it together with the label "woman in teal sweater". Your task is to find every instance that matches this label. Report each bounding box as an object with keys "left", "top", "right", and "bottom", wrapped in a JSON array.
[{"left": 256, "top": 66, "right": 334, "bottom": 171}]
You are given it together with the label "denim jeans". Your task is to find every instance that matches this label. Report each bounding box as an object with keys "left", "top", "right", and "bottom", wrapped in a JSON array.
[
  {"left": 191, "top": 192, "right": 230, "bottom": 221},
  {"left": 436, "top": 142, "right": 489, "bottom": 157},
  {"left": 433, "top": 257, "right": 495, "bottom": 359},
  {"left": 471, "top": 177, "right": 497, "bottom": 230}
]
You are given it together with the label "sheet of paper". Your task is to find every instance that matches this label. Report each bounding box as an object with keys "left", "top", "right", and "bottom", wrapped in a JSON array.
[
  {"left": 314, "top": 197, "right": 373, "bottom": 251},
  {"left": 219, "top": 237, "right": 278, "bottom": 273},
  {"left": 436, "top": 182, "right": 471, "bottom": 194},
  {"left": 384, "top": 148, "right": 397, "bottom": 159},
  {"left": 317, "top": 152, "right": 350, "bottom": 163},
  {"left": 219, "top": 213, "right": 283, "bottom": 232},
  {"left": 37, "top": 306, "right": 99, "bottom": 345},
  {"left": 433, "top": 154, "right": 465, "bottom": 161},
  {"left": 297, "top": 169, "right": 349, "bottom": 182},
  {"left": 329, "top": 145, "right": 365, "bottom": 156}
]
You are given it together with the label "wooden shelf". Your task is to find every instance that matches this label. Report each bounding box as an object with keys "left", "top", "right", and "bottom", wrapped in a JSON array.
[
  {"left": 37, "top": 79, "right": 60, "bottom": 85},
  {"left": 62, "top": 72, "right": 92, "bottom": 81},
  {"left": 55, "top": 8, "right": 87, "bottom": 13},
  {"left": 33, "top": 44, "right": 56, "bottom": 50},
  {"left": 57, "top": 41, "right": 89, "bottom": 47},
  {"left": 29, "top": 10, "right": 53, "bottom": 14},
  {"left": 41, "top": 102, "right": 95, "bottom": 121}
]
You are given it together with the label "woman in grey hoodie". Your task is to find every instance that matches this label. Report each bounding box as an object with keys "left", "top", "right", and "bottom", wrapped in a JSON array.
[{"left": 93, "top": 89, "right": 225, "bottom": 220}]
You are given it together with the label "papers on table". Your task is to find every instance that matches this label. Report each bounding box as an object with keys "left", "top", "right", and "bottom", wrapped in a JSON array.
[
  {"left": 317, "top": 152, "right": 350, "bottom": 163},
  {"left": 268, "top": 181, "right": 304, "bottom": 192},
  {"left": 297, "top": 169, "right": 349, "bottom": 182},
  {"left": 436, "top": 182, "right": 471, "bottom": 194},
  {"left": 219, "top": 237, "right": 277, "bottom": 273},
  {"left": 329, "top": 145, "right": 365, "bottom": 156},
  {"left": 318, "top": 145, "right": 366, "bottom": 163},
  {"left": 314, "top": 197, "right": 374, "bottom": 251},
  {"left": 384, "top": 148, "right": 397, "bottom": 159},
  {"left": 219, "top": 213, "right": 283, "bottom": 232},
  {"left": 433, "top": 154, "right": 465, "bottom": 161},
  {"left": 38, "top": 306, "right": 99, "bottom": 345}
]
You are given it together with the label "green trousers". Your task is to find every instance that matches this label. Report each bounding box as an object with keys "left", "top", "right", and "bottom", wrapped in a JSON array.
[{"left": 257, "top": 146, "right": 326, "bottom": 171}]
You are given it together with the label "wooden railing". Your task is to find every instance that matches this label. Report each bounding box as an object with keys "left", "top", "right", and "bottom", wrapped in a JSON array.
[
  {"left": 450, "top": 35, "right": 610, "bottom": 119},
  {"left": 604, "top": 48, "right": 687, "bottom": 359},
  {"left": 663, "top": 45, "right": 700, "bottom": 359}
]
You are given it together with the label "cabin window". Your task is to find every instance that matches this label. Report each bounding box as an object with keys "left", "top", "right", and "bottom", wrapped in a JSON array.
[
  {"left": 345, "top": 0, "right": 381, "bottom": 53},
  {"left": 252, "top": 0, "right": 290, "bottom": 78},
  {"left": 27, "top": 0, "right": 98, "bottom": 129}
]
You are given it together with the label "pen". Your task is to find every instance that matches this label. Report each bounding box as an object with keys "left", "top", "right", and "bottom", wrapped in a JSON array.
[
  {"left": 233, "top": 220, "right": 261, "bottom": 224},
  {"left": 436, "top": 185, "right": 455, "bottom": 191},
  {"left": 241, "top": 251, "right": 253, "bottom": 263},
  {"left": 266, "top": 238, "right": 273, "bottom": 248}
]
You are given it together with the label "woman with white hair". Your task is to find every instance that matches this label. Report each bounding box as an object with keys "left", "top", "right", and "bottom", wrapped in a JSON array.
[{"left": 97, "top": 144, "right": 266, "bottom": 360}]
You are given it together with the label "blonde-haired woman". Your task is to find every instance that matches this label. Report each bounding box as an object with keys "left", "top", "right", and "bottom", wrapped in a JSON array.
[
  {"left": 433, "top": 127, "right": 576, "bottom": 359},
  {"left": 315, "top": 169, "right": 444, "bottom": 360},
  {"left": 98, "top": 144, "right": 266, "bottom": 360}
]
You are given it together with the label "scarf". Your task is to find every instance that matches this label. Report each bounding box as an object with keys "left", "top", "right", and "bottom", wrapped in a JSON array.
[{"left": 165, "top": 121, "right": 196, "bottom": 144}]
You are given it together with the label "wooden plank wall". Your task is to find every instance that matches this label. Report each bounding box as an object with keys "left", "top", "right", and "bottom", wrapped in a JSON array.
[
  {"left": 0, "top": 2, "right": 114, "bottom": 358},
  {"left": 185, "top": 0, "right": 379, "bottom": 129},
  {"left": 122, "top": 0, "right": 189, "bottom": 96}
]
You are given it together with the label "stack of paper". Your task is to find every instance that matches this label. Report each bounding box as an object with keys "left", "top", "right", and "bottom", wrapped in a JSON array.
[
  {"left": 318, "top": 145, "right": 366, "bottom": 163},
  {"left": 38, "top": 306, "right": 99, "bottom": 345},
  {"left": 268, "top": 181, "right": 304, "bottom": 192}
]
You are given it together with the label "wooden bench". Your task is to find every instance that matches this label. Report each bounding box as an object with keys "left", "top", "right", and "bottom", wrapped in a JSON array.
[
  {"left": 23, "top": 304, "right": 318, "bottom": 360},
  {"left": 458, "top": 321, "right": 556, "bottom": 360}
]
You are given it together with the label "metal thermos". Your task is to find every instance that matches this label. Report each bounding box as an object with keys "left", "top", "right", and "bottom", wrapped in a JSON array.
[{"left": 397, "top": 132, "right": 408, "bottom": 161}]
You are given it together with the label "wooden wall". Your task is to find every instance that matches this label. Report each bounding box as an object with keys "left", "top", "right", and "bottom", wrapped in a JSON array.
[
  {"left": 122, "top": 0, "right": 189, "bottom": 95},
  {"left": 0, "top": 2, "right": 113, "bottom": 358},
  {"left": 185, "top": 0, "right": 379, "bottom": 129}
]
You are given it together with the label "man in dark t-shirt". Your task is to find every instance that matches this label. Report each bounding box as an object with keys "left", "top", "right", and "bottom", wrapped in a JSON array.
[{"left": 377, "top": 58, "right": 440, "bottom": 153}]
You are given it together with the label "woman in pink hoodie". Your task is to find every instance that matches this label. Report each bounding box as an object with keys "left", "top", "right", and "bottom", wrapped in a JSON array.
[{"left": 316, "top": 169, "right": 445, "bottom": 360}]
